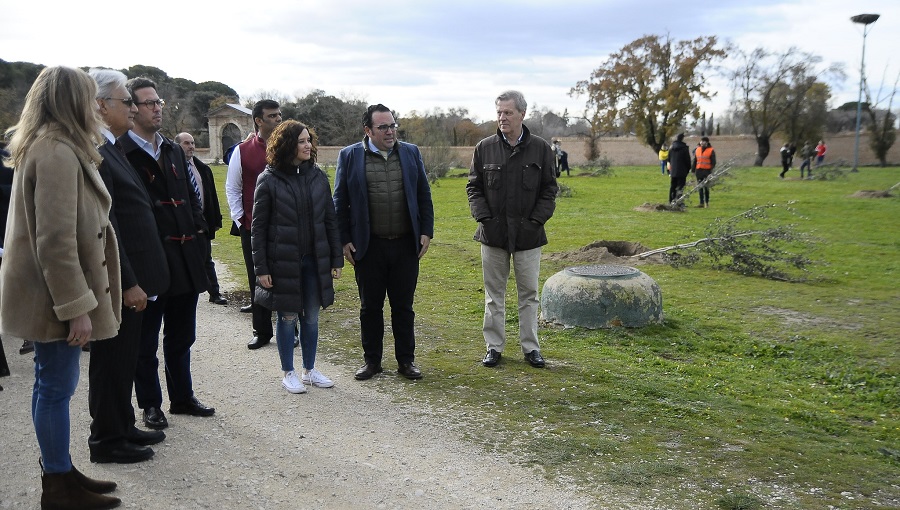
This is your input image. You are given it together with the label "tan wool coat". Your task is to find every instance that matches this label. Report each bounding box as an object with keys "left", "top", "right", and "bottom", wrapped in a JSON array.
[{"left": 0, "top": 135, "right": 122, "bottom": 342}]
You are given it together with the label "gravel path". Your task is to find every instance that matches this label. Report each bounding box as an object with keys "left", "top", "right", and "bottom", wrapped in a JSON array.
[{"left": 0, "top": 293, "right": 610, "bottom": 509}]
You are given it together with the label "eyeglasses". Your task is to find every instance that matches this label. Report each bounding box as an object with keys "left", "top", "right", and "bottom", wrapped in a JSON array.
[
  {"left": 103, "top": 97, "right": 135, "bottom": 107},
  {"left": 136, "top": 99, "right": 166, "bottom": 109},
  {"left": 373, "top": 123, "right": 399, "bottom": 132}
]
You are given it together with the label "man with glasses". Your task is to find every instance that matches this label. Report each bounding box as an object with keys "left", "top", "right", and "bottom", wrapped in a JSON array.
[
  {"left": 87, "top": 68, "right": 170, "bottom": 463},
  {"left": 333, "top": 104, "right": 434, "bottom": 381},
  {"left": 119, "top": 77, "right": 215, "bottom": 431},
  {"left": 225, "top": 100, "right": 283, "bottom": 349},
  {"left": 467, "top": 90, "right": 557, "bottom": 369}
]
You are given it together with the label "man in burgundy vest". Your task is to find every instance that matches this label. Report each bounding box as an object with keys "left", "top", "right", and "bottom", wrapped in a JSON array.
[{"left": 225, "top": 100, "right": 282, "bottom": 349}]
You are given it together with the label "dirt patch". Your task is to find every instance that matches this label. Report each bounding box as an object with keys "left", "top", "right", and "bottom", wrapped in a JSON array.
[
  {"left": 634, "top": 202, "right": 685, "bottom": 212},
  {"left": 850, "top": 190, "right": 894, "bottom": 198},
  {"left": 752, "top": 306, "right": 863, "bottom": 330},
  {"left": 546, "top": 240, "right": 666, "bottom": 265}
]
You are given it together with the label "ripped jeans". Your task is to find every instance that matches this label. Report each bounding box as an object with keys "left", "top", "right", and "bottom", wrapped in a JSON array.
[{"left": 276, "top": 255, "right": 321, "bottom": 373}]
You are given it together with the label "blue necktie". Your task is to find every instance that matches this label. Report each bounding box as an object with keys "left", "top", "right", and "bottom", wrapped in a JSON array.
[{"left": 186, "top": 160, "right": 203, "bottom": 209}]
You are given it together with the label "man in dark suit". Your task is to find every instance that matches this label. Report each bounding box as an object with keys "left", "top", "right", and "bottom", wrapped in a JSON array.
[
  {"left": 87, "top": 69, "right": 171, "bottom": 463},
  {"left": 175, "top": 132, "right": 227, "bottom": 306},
  {"left": 333, "top": 104, "right": 434, "bottom": 381},
  {"left": 120, "top": 77, "right": 215, "bottom": 431}
]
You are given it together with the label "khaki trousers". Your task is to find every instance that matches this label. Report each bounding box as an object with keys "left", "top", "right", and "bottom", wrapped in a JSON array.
[{"left": 481, "top": 244, "right": 541, "bottom": 354}]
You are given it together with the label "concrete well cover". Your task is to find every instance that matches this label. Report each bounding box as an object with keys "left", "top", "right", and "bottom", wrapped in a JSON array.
[{"left": 540, "top": 264, "right": 663, "bottom": 329}]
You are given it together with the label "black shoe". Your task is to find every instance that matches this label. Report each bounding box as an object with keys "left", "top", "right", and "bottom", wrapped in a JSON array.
[
  {"left": 525, "top": 350, "right": 546, "bottom": 368},
  {"left": 247, "top": 336, "right": 271, "bottom": 350},
  {"left": 354, "top": 363, "right": 383, "bottom": 381},
  {"left": 240, "top": 304, "right": 252, "bottom": 313},
  {"left": 398, "top": 362, "right": 423, "bottom": 380},
  {"left": 19, "top": 340, "right": 34, "bottom": 355},
  {"left": 169, "top": 396, "right": 215, "bottom": 417},
  {"left": 209, "top": 295, "right": 228, "bottom": 305},
  {"left": 482, "top": 349, "right": 501, "bottom": 367},
  {"left": 142, "top": 407, "right": 168, "bottom": 430},
  {"left": 127, "top": 427, "right": 165, "bottom": 446},
  {"left": 90, "top": 439, "right": 154, "bottom": 464}
]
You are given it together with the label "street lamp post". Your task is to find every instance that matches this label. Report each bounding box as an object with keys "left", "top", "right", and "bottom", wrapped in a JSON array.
[{"left": 851, "top": 13, "right": 880, "bottom": 172}]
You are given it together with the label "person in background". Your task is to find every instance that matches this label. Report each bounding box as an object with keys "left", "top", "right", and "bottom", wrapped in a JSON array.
[
  {"left": 467, "top": 90, "right": 557, "bottom": 369},
  {"left": 691, "top": 136, "right": 716, "bottom": 208},
  {"left": 0, "top": 65, "right": 122, "bottom": 509},
  {"left": 815, "top": 139, "right": 827, "bottom": 168},
  {"left": 666, "top": 133, "right": 691, "bottom": 204},
  {"left": 552, "top": 139, "right": 569, "bottom": 176},
  {"left": 779, "top": 142, "right": 793, "bottom": 179},
  {"left": 176, "top": 132, "right": 227, "bottom": 306},
  {"left": 226, "top": 100, "right": 283, "bottom": 345},
  {"left": 658, "top": 143, "right": 669, "bottom": 175},
  {"left": 798, "top": 141, "right": 813, "bottom": 178},
  {"left": 333, "top": 104, "right": 434, "bottom": 381},
  {"left": 252, "top": 120, "right": 343, "bottom": 394},
  {"left": 87, "top": 68, "right": 170, "bottom": 465}
]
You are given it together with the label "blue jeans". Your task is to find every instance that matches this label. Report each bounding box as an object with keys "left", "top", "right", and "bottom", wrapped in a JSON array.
[
  {"left": 32, "top": 340, "right": 81, "bottom": 473},
  {"left": 276, "top": 255, "right": 321, "bottom": 372}
]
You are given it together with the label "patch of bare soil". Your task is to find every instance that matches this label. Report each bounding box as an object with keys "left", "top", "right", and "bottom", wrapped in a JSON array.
[
  {"left": 752, "top": 306, "right": 863, "bottom": 330},
  {"left": 634, "top": 202, "right": 685, "bottom": 212},
  {"left": 545, "top": 240, "right": 666, "bottom": 265},
  {"left": 850, "top": 190, "right": 894, "bottom": 198}
]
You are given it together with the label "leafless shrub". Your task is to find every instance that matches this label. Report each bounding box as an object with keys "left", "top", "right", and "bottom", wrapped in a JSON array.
[{"left": 638, "top": 203, "right": 821, "bottom": 282}]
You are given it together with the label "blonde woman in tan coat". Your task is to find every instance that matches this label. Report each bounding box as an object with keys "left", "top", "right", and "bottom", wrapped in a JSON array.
[{"left": 0, "top": 66, "right": 122, "bottom": 510}]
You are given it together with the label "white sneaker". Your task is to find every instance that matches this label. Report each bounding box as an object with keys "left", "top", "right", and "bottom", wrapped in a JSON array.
[
  {"left": 282, "top": 371, "right": 307, "bottom": 394},
  {"left": 301, "top": 368, "right": 334, "bottom": 388}
]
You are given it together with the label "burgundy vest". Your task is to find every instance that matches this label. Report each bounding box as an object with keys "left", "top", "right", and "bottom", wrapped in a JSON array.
[{"left": 238, "top": 135, "right": 267, "bottom": 230}]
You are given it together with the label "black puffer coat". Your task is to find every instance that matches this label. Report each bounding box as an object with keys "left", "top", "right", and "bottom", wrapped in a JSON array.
[{"left": 251, "top": 161, "right": 343, "bottom": 312}]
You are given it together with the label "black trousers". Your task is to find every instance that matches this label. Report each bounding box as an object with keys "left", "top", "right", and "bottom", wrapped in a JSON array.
[
  {"left": 669, "top": 175, "right": 686, "bottom": 203},
  {"left": 0, "top": 334, "right": 10, "bottom": 378},
  {"left": 695, "top": 170, "right": 712, "bottom": 204},
  {"left": 135, "top": 292, "right": 198, "bottom": 410},
  {"left": 355, "top": 235, "right": 419, "bottom": 366},
  {"left": 240, "top": 227, "right": 273, "bottom": 340},
  {"left": 204, "top": 235, "right": 221, "bottom": 298},
  {"left": 89, "top": 307, "right": 141, "bottom": 445}
]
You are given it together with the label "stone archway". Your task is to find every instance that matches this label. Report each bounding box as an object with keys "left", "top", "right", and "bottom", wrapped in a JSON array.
[
  {"left": 206, "top": 103, "right": 253, "bottom": 163},
  {"left": 221, "top": 123, "right": 242, "bottom": 156}
]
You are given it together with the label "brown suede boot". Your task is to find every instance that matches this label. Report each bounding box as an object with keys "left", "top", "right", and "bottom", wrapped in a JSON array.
[
  {"left": 41, "top": 459, "right": 117, "bottom": 495},
  {"left": 41, "top": 470, "right": 121, "bottom": 509},
  {"left": 71, "top": 464, "right": 117, "bottom": 494}
]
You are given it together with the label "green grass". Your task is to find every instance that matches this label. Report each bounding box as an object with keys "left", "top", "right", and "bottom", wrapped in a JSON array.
[{"left": 211, "top": 164, "right": 899, "bottom": 509}]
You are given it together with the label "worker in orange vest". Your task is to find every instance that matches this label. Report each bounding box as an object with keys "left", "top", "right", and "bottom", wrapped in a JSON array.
[{"left": 691, "top": 136, "right": 716, "bottom": 208}]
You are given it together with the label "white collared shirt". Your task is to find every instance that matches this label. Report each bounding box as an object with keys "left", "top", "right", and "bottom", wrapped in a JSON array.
[{"left": 128, "top": 130, "right": 164, "bottom": 160}]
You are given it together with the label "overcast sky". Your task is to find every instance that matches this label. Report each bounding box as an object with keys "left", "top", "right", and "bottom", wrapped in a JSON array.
[{"left": 2, "top": 0, "right": 897, "bottom": 124}]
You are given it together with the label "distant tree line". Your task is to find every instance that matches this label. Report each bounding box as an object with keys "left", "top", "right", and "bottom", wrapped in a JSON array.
[
  {"left": 3, "top": 47, "right": 896, "bottom": 167},
  {"left": 569, "top": 34, "right": 898, "bottom": 166}
]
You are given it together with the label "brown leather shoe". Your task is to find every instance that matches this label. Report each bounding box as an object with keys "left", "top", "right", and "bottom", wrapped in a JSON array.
[{"left": 354, "top": 363, "right": 383, "bottom": 381}]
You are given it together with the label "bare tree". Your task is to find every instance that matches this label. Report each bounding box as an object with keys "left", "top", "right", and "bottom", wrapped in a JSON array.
[
  {"left": 729, "top": 47, "right": 844, "bottom": 166},
  {"left": 864, "top": 69, "right": 899, "bottom": 166}
]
